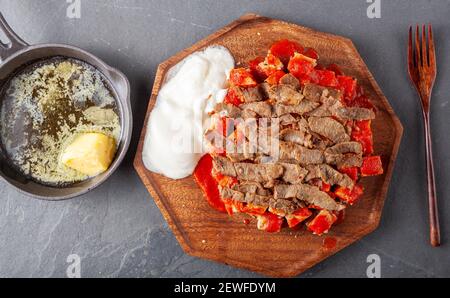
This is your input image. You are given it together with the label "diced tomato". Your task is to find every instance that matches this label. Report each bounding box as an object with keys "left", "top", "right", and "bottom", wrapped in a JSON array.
[
  {"left": 361, "top": 156, "right": 384, "bottom": 176},
  {"left": 269, "top": 39, "right": 304, "bottom": 65},
  {"left": 286, "top": 207, "right": 313, "bottom": 228},
  {"left": 229, "top": 68, "right": 257, "bottom": 87},
  {"left": 315, "top": 69, "right": 338, "bottom": 88},
  {"left": 248, "top": 56, "right": 267, "bottom": 82},
  {"left": 354, "top": 119, "right": 371, "bottom": 132},
  {"left": 326, "top": 63, "right": 343, "bottom": 76},
  {"left": 257, "top": 212, "right": 284, "bottom": 233},
  {"left": 340, "top": 167, "right": 359, "bottom": 181},
  {"left": 335, "top": 184, "right": 364, "bottom": 205},
  {"left": 258, "top": 53, "right": 284, "bottom": 76},
  {"left": 303, "top": 47, "right": 319, "bottom": 60},
  {"left": 265, "top": 70, "right": 285, "bottom": 85},
  {"left": 306, "top": 210, "right": 337, "bottom": 235},
  {"left": 321, "top": 182, "right": 331, "bottom": 192},
  {"left": 337, "top": 75, "right": 357, "bottom": 102},
  {"left": 223, "top": 88, "right": 243, "bottom": 106},
  {"left": 356, "top": 134, "right": 374, "bottom": 156},
  {"left": 193, "top": 154, "right": 226, "bottom": 213},
  {"left": 287, "top": 52, "right": 317, "bottom": 82},
  {"left": 351, "top": 120, "right": 374, "bottom": 156}
]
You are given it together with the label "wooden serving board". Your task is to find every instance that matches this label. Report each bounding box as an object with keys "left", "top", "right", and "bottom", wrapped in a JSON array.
[{"left": 133, "top": 14, "right": 403, "bottom": 277}]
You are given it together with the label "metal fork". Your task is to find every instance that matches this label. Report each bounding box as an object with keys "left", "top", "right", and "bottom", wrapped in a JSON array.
[{"left": 407, "top": 24, "right": 440, "bottom": 247}]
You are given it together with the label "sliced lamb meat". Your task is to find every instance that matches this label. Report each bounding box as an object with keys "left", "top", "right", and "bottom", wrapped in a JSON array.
[
  {"left": 325, "top": 153, "right": 363, "bottom": 168},
  {"left": 279, "top": 114, "right": 298, "bottom": 125},
  {"left": 214, "top": 102, "right": 241, "bottom": 118},
  {"left": 232, "top": 85, "right": 265, "bottom": 103},
  {"left": 279, "top": 141, "right": 324, "bottom": 165},
  {"left": 274, "top": 101, "right": 319, "bottom": 116},
  {"left": 308, "top": 96, "right": 344, "bottom": 117},
  {"left": 279, "top": 73, "right": 300, "bottom": 89},
  {"left": 261, "top": 83, "right": 304, "bottom": 105},
  {"left": 219, "top": 186, "right": 271, "bottom": 208},
  {"left": 280, "top": 162, "right": 308, "bottom": 184},
  {"left": 244, "top": 192, "right": 271, "bottom": 207},
  {"left": 269, "top": 198, "right": 299, "bottom": 214},
  {"left": 304, "top": 165, "right": 321, "bottom": 181},
  {"left": 324, "top": 142, "right": 363, "bottom": 168},
  {"left": 219, "top": 186, "right": 244, "bottom": 202},
  {"left": 318, "top": 164, "right": 354, "bottom": 188},
  {"left": 325, "top": 141, "right": 362, "bottom": 155},
  {"left": 240, "top": 101, "right": 272, "bottom": 118},
  {"left": 213, "top": 156, "right": 237, "bottom": 176},
  {"left": 234, "top": 162, "right": 284, "bottom": 183},
  {"left": 308, "top": 116, "right": 350, "bottom": 144},
  {"left": 334, "top": 107, "right": 376, "bottom": 120},
  {"left": 274, "top": 184, "right": 345, "bottom": 211},
  {"left": 233, "top": 181, "right": 270, "bottom": 196},
  {"left": 303, "top": 83, "right": 341, "bottom": 102},
  {"left": 280, "top": 128, "right": 313, "bottom": 148}
]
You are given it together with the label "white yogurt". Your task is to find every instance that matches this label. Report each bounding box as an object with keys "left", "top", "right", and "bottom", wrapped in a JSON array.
[{"left": 142, "top": 46, "right": 234, "bottom": 179}]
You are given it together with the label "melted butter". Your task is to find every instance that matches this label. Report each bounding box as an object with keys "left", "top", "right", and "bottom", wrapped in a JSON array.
[{"left": 0, "top": 57, "right": 121, "bottom": 186}]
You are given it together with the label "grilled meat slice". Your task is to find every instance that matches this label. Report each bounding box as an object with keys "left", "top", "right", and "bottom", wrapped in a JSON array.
[
  {"left": 279, "top": 141, "right": 324, "bottom": 165},
  {"left": 261, "top": 83, "right": 304, "bottom": 105},
  {"left": 232, "top": 181, "right": 270, "bottom": 196},
  {"left": 325, "top": 141, "right": 363, "bottom": 155},
  {"left": 214, "top": 102, "right": 241, "bottom": 118},
  {"left": 325, "top": 153, "right": 363, "bottom": 168},
  {"left": 279, "top": 114, "right": 298, "bottom": 125},
  {"left": 318, "top": 164, "right": 354, "bottom": 188},
  {"left": 274, "top": 101, "right": 320, "bottom": 116},
  {"left": 232, "top": 85, "right": 265, "bottom": 103},
  {"left": 241, "top": 101, "right": 272, "bottom": 118},
  {"left": 274, "top": 184, "right": 345, "bottom": 211},
  {"left": 213, "top": 156, "right": 284, "bottom": 183},
  {"left": 269, "top": 198, "right": 299, "bottom": 214},
  {"left": 279, "top": 73, "right": 300, "bottom": 89},
  {"left": 303, "top": 83, "right": 341, "bottom": 102},
  {"left": 324, "top": 142, "right": 363, "bottom": 168},
  {"left": 234, "top": 162, "right": 284, "bottom": 183},
  {"left": 213, "top": 156, "right": 237, "bottom": 176},
  {"left": 334, "top": 107, "right": 376, "bottom": 120},
  {"left": 308, "top": 116, "right": 350, "bottom": 144},
  {"left": 280, "top": 162, "right": 308, "bottom": 184},
  {"left": 219, "top": 186, "right": 244, "bottom": 202},
  {"left": 280, "top": 128, "right": 313, "bottom": 148}
]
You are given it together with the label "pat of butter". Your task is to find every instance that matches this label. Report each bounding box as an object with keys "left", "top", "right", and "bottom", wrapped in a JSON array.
[{"left": 61, "top": 133, "right": 116, "bottom": 176}]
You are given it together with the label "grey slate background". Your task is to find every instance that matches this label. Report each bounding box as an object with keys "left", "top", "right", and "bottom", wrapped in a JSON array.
[{"left": 0, "top": 0, "right": 449, "bottom": 278}]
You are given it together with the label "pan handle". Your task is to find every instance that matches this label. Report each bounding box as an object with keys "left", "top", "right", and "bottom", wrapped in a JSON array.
[{"left": 0, "top": 13, "right": 28, "bottom": 63}]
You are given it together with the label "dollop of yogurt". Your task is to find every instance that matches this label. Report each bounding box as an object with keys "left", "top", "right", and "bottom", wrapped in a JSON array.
[{"left": 142, "top": 46, "right": 234, "bottom": 179}]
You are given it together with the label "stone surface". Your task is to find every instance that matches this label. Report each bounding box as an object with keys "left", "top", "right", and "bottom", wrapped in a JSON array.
[{"left": 0, "top": 0, "right": 449, "bottom": 278}]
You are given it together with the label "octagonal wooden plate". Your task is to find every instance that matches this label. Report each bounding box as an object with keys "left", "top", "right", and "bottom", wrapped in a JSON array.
[{"left": 133, "top": 14, "right": 403, "bottom": 277}]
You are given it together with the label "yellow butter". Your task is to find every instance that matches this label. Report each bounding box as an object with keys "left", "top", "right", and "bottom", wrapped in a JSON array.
[{"left": 61, "top": 133, "right": 116, "bottom": 176}]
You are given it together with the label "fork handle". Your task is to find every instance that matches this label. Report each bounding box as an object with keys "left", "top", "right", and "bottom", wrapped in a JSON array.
[{"left": 422, "top": 111, "right": 440, "bottom": 247}]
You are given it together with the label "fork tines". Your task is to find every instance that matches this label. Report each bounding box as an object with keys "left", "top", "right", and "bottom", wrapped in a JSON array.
[{"left": 408, "top": 24, "right": 436, "bottom": 70}]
